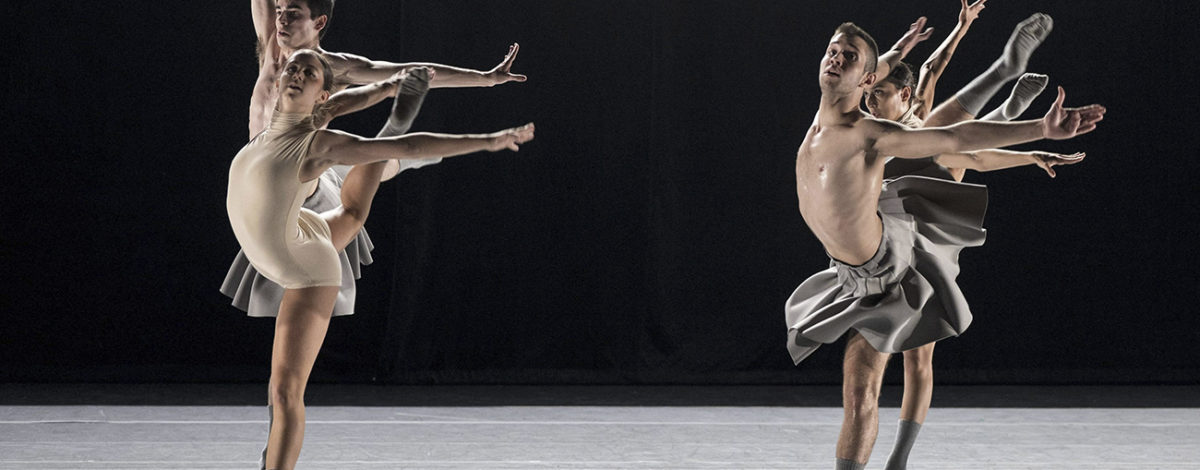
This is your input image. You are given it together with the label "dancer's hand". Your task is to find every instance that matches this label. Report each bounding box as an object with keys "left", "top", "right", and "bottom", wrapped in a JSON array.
[
  {"left": 891, "top": 17, "right": 935, "bottom": 58},
  {"left": 1031, "top": 151, "right": 1085, "bottom": 178},
  {"left": 959, "top": 0, "right": 987, "bottom": 25},
  {"left": 488, "top": 123, "right": 535, "bottom": 151},
  {"left": 485, "top": 43, "right": 528, "bottom": 86},
  {"left": 1042, "top": 86, "right": 1106, "bottom": 140}
]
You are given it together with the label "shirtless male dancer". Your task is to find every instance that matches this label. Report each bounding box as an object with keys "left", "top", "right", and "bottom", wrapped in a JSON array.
[
  {"left": 223, "top": 0, "right": 528, "bottom": 319},
  {"left": 785, "top": 21, "right": 1104, "bottom": 470}
]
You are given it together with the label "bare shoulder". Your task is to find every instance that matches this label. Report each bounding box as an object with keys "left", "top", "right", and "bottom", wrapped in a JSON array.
[
  {"left": 310, "top": 128, "right": 360, "bottom": 154},
  {"left": 321, "top": 50, "right": 369, "bottom": 71}
]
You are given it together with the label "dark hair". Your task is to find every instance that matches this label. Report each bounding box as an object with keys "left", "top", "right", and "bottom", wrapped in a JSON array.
[
  {"left": 300, "top": 0, "right": 335, "bottom": 39},
  {"left": 834, "top": 22, "right": 879, "bottom": 74},
  {"left": 882, "top": 61, "right": 916, "bottom": 93},
  {"left": 290, "top": 49, "right": 336, "bottom": 92}
]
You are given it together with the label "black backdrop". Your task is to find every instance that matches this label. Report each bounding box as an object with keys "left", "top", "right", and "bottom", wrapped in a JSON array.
[{"left": 3, "top": 1, "right": 1198, "bottom": 385}]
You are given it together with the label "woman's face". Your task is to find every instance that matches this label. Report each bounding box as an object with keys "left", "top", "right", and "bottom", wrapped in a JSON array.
[
  {"left": 276, "top": 52, "right": 328, "bottom": 110},
  {"left": 865, "top": 81, "right": 909, "bottom": 121}
]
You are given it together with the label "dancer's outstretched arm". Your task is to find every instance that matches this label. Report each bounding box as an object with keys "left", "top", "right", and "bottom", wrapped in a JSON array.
[
  {"left": 329, "top": 43, "right": 527, "bottom": 88},
  {"left": 936, "top": 149, "right": 1085, "bottom": 177},
  {"left": 300, "top": 124, "right": 535, "bottom": 181},
  {"left": 913, "top": 0, "right": 987, "bottom": 119},
  {"left": 873, "top": 87, "right": 1104, "bottom": 158},
  {"left": 877, "top": 17, "right": 935, "bottom": 82},
  {"left": 311, "top": 69, "right": 432, "bottom": 129}
]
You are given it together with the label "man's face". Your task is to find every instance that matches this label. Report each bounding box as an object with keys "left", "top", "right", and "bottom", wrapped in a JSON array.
[
  {"left": 275, "top": 0, "right": 326, "bottom": 49},
  {"left": 865, "top": 81, "right": 908, "bottom": 120},
  {"left": 819, "top": 33, "right": 874, "bottom": 95}
]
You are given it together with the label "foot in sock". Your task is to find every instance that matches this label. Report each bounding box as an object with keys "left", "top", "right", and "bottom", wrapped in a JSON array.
[
  {"left": 982, "top": 73, "right": 1049, "bottom": 121},
  {"left": 378, "top": 67, "right": 432, "bottom": 138},
  {"left": 884, "top": 419, "right": 923, "bottom": 470},
  {"left": 952, "top": 14, "right": 1052, "bottom": 116},
  {"left": 996, "top": 13, "right": 1054, "bottom": 80}
]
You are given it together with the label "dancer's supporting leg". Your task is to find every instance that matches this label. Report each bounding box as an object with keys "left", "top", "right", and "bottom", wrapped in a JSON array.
[
  {"left": 264, "top": 157, "right": 390, "bottom": 470},
  {"left": 259, "top": 70, "right": 431, "bottom": 469},
  {"left": 885, "top": 343, "right": 935, "bottom": 470},
  {"left": 925, "top": 13, "right": 1053, "bottom": 127},
  {"left": 837, "top": 332, "right": 891, "bottom": 469},
  {"left": 981, "top": 72, "right": 1049, "bottom": 121}
]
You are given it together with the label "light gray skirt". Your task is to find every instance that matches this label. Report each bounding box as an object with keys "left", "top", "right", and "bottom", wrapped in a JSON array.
[
  {"left": 785, "top": 176, "right": 988, "bottom": 363},
  {"left": 221, "top": 166, "right": 374, "bottom": 317}
]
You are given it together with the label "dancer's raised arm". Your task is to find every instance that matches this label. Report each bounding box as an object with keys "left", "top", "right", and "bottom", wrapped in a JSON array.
[
  {"left": 251, "top": 0, "right": 281, "bottom": 66},
  {"left": 913, "top": 0, "right": 987, "bottom": 119},
  {"left": 877, "top": 17, "right": 935, "bottom": 82},
  {"left": 873, "top": 87, "right": 1104, "bottom": 158},
  {"left": 310, "top": 69, "right": 434, "bottom": 129},
  {"left": 300, "top": 124, "right": 535, "bottom": 181},
  {"left": 329, "top": 43, "right": 528, "bottom": 88}
]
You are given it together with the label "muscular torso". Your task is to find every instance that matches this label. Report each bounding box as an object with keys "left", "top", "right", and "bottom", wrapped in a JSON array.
[{"left": 795, "top": 113, "right": 888, "bottom": 265}]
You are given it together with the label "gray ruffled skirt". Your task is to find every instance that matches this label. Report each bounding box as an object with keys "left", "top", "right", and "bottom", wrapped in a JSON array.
[
  {"left": 221, "top": 166, "right": 374, "bottom": 317},
  {"left": 785, "top": 175, "right": 988, "bottom": 363}
]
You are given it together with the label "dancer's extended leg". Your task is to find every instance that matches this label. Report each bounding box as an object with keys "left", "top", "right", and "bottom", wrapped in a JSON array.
[
  {"left": 836, "top": 331, "right": 891, "bottom": 469},
  {"left": 264, "top": 285, "right": 338, "bottom": 470},
  {"left": 926, "top": 13, "right": 1053, "bottom": 127},
  {"left": 377, "top": 67, "right": 437, "bottom": 181},
  {"left": 981, "top": 73, "right": 1049, "bottom": 121},
  {"left": 885, "top": 342, "right": 936, "bottom": 470}
]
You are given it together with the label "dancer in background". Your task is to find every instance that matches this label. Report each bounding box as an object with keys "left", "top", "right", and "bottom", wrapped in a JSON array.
[{"left": 863, "top": 5, "right": 1082, "bottom": 468}]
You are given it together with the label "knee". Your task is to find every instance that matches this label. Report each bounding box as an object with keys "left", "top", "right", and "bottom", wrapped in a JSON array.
[
  {"left": 268, "top": 376, "right": 306, "bottom": 409},
  {"left": 903, "top": 349, "right": 934, "bottom": 382},
  {"left": 843, "top": 382, "right": 881, "bottom": 418}
]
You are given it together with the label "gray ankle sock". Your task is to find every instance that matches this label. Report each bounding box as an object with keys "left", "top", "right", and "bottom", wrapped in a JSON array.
[
  {"left": 377, "top": 67, "right": 431, "bottom": 138},
  {"left": 953, "top": 13, "right": 1053, "bottom": 115},
  {"left": 836, "top": 458, "right": 867, "bottom": 470},
  {"left": 259, "top": 404, "right": 273, "bottom": 470},
  {"left": 883, "top": 419, "right": 923, "bottom": 470},
  {"left": 377, "top": 68, "right": 442, "bottom": 172},
  {"left": 982, "top": 73, "right": 1049, "bottom": 121}
]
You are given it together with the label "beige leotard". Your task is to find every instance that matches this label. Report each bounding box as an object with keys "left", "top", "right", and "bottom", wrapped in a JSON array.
[{"left": 227, "top": 112, "right": 340, "bottom": 289}]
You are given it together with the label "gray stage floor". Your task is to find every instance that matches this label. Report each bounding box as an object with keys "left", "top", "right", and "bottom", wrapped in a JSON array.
[{"left": 2, "top": 385, "right": 1198, "bottom": 469}]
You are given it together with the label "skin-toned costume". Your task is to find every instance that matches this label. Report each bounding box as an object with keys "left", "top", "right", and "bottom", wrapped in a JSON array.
[{"left": 227, "top": 112, "right": 341, "bottom": 288}]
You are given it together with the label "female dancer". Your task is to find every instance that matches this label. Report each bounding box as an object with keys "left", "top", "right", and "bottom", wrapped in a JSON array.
[
  {"left": 864, "top": 5, "right": 1082, "bottom": 469},
  {"left": 227, "top": 49, "right": 534, "bottom": 470}
]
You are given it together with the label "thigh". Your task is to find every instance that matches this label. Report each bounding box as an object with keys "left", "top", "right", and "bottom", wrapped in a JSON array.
[
  {"left": 843, "top": 331, "right": 890, "bottom": 382},
  {"left": 902, "top": 342, "right": 936, "bottom": 368},
  {"left": 272, "top": 286, "right": 339, "bottom": 381}
]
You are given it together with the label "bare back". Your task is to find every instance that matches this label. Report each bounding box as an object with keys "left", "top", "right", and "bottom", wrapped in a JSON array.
[{"left": 795, "top": 111, "right": 890, "bottom": 266}]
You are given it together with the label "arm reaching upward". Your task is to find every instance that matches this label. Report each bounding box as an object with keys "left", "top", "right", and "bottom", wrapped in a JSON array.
[
  {"left": 300, "top": 123, "right": 535, "bottom": 181},
  {"left": 874, "top": 87, "right": 1105, "bottom": 158},
  {"left": 329, "top": 43, "right": 528, "bottom": 88},
  {"left": 913, "top": 0, "right": 987, "bottom": 119},
  {"left": 251, "top": 0, "right": 280, "bottom": 67},
  {"left": 877, "top": 17, "right": 935, "bottom": 82}
]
